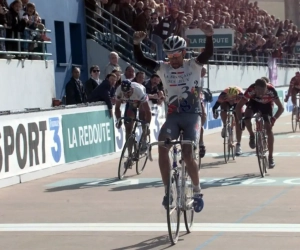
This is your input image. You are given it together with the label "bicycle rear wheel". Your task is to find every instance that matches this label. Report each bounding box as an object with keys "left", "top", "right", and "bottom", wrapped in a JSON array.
[
  {"left": 166, "top": 169, "right": 180, "bottom": 245},
  {"left": 223, "top": 124, "right": 230, "bottom": 163},
  {"left": 136, "top": 134, "right": 151, "bottom": 175},
  {"left": 183, "top": 166, "right": 194, "bottom": 233},
  {"left": 255, "top": 132, "right": 265, "bottom": 177},
  {"left": 118, "top": 135, "right": 135, "bottom": 180}
]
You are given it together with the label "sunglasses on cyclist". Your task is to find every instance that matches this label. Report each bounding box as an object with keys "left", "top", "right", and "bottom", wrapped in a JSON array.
[
  {"left": 166, "top": 51, "right": 183, "bottom": 59},
  {"left": 93, "top": 70, "right": 100, "bottom": 72}
]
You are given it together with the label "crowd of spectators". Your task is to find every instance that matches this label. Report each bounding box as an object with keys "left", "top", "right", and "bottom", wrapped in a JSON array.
[
  {"left": 87, "top": 0, "right": 300, "bottom": 63},
  {"left": 0, "top": 0, "right": 50, "bottom": 60},
  {"left": 65, "top": 51, "right": 166, "bottom": 114}
]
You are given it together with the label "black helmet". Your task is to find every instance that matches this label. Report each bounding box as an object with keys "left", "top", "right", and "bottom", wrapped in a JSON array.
[{"left": 121, "top": 79, "right": 132, "bottom": 92}]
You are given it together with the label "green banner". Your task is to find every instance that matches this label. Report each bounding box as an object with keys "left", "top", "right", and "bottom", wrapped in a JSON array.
[
  {"left": 185, "top": 28, "right": 234, "bottom": 48},
  {"left": 187, "top": 34, "right": 233, "bottom": 48},
  {"left": 62, "top": 110, "right": 115, "bottom": 163}
]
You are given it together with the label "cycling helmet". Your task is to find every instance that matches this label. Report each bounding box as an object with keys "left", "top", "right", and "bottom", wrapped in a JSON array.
[
  {"left": 121, "top": 79, "right": 132, "bottom": 92},
  {"left": 228, "top": 87, "right": 239, "bottom": 97},
  {"left": 163, "top": 36, "right": 187, "bottom": 52}
]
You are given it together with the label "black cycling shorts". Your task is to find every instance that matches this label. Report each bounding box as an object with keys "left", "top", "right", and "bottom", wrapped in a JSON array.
[{"left": 246, "top": 99, "right": 273, "bottom": 120}]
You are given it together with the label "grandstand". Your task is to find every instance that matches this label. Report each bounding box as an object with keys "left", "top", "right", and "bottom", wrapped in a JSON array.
[
  {"left": 0, "top": 0, "right": 300, "bottom": 111},
  {"left": 85, "top": 0, "right": 300, "bottom": 72}
]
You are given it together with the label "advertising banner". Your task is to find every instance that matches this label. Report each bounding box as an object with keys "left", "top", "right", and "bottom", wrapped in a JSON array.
[
  {"left": 114, "top": 101, "right": 166, "bottom": 152},
  {"left": 186, "top": 28, "right": 234, "bottom": 48},
  {"left": 62, "top": 110, "right": 115, "bottom": 163},
  {"left": 0, "top": 114, "right": 65, "bottom": 179}
]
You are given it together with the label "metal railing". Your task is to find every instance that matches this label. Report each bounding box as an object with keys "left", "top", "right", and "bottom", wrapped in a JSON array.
[
  {"left": 85, "top": 6, "right": 157, "bottom": 76},
  {"left": 186, "top": 49, "right": 300, "bottom": 68},
  {"left": 0, "top": 25, "right": 52, "bottom": 60},
  {"left": 0, "top": 101, "right": 107, "bottom": 116}
]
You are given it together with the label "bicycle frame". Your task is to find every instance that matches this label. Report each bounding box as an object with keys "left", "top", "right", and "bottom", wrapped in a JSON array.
[
  {"left": 118, "top": 117, "right": 149, "bottom": 157},
  {"left": 148, "top": 134, "right": 197, "bottom": 211}
]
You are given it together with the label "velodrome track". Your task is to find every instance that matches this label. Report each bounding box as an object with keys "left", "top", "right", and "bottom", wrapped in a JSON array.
[{"left": 0, "top": 115, "right": 300, "bottom": 250}]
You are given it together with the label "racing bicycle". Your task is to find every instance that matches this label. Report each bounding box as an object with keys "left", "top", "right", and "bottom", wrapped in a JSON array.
[
  {"left": 253, "top": 112, "right": 269, "bottom": 177},
  {"left": 147, "top": 130, "right": 202, "bottom": 245},
  {"left": 243, "top": 111, "right": 269, "bottom": 177},
  {"left": 117, "top": 117, "right": 150, "bottom": 180},
  {"left": 291, "top": 93, "right": 300, "bottom": 132}
]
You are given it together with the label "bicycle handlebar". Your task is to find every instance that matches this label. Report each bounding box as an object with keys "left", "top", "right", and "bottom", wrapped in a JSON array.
[
  {"left": 147, "top": 139, "right": 196, "bottom": 162},
  {"left": 214, "top": 108, "right": 236, "bottom": 113},
  {"left": 117, "top": 117, "right": 149, "bottom": 125}
]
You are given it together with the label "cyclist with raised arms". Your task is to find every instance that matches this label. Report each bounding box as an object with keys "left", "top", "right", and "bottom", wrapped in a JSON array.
[
  {"left": 212, "top": 86, "right": 244, "bottom": 155},
  {"left": 284, "top": 72, "right": 300, "bottom": 110},
  {"left": 132, "top": 22, "right": 214, "bottom": 212},
  {"left": 115, "top": 80, "right": 152, "bottom": 162},
  {"left": 235, "top": 79, "right": 284, "bottom": 168}
]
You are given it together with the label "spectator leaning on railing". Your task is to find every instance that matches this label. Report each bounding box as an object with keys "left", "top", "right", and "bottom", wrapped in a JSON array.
[{"left": 0, "top": 0, "right": 14, "bottom": 58}]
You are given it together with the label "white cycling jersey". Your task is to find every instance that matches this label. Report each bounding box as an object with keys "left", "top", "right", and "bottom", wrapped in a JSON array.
[
  {"left": 115, "top": 82, "right": 148, "bottom": 105},
  {"left": 156, "top": 58, "right": 203, "bottom": 114}
]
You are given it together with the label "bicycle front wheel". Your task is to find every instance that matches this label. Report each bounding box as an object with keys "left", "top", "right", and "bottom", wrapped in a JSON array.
[
  {"left": 166, "top": 169, "right": 180, "bottom": 245},
  {"left": 183, "top": 166, "right": 194, "bottom": 233},
  {"left": 292, "top": 110, "right": 298, "bottom": 132},
  {"left": 136, "top": 134, "right": 151, "bottom": 175},
  {"left": 118, "top": 135, "right": 135, "bottom": 180},
  {"left": 230, "top": 115, "right": 237, "bottom": 160},
  {"left": 255, "top": 132, "right": 265, "bottom": 177},
  {"left": 223, "top": 125, "right": 230, "bottom": 163}
]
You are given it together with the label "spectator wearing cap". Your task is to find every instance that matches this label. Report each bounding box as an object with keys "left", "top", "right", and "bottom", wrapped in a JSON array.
[
  {"left": 87, "top": 73, "right": 118, "bottom": 118},
  {"left": 104, "top": 51, "right": 122, "bottom": 77},
  {"left": 151, "top": 7, "right": 179, "bottom": 60},
  {"left": 85, "top": 65, "right": 102, "bottom": 99}
]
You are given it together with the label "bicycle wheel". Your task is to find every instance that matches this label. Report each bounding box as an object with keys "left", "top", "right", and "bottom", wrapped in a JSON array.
[
  {"left": 223, "top": 124, "right": 230, "bottom": 163},
  {"left": 230, "top": 115, "right": 237, "bottom": 160},
  {"left": 292, "top": 108, "right": 298, "bottom": 132},
  {"left": 166, "top": 169, "right": 180, "bottom": 245},
  {"left": 298, "top": 108, "right": 300, "bottom": 130},
  {"left": 255, "top": 132, "right": 265, "bottom": 177},
  {"left": 183, "top": 166, "right": 194, "bottom": 233},
  {"left": 136, "top": 134, "right": 151, "bottom": 175},
  {"left": 118, "top": 135, "right": 135, "bottom": 180}
]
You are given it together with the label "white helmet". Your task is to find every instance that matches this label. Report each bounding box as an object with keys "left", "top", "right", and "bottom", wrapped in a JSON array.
[{"left": 163, "top": 36, "right": 187, "bottom": 52}]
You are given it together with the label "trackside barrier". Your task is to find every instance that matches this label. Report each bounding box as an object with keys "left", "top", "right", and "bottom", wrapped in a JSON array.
[{"left": 0, "top": 86, "right": 293, "bottom": 189}]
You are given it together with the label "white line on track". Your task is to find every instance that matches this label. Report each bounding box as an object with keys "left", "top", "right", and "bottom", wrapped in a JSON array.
[{"left": 1, "top": 223, "right": 300, "bottom": 232}]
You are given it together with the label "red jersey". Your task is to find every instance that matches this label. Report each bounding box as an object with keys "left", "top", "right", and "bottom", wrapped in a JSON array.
[
  {"left": 244, "top": 83, "right": 278, "bottom": 104},
  {"left": 290, "top": 76, "right": 300, "bottom": 90}
]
